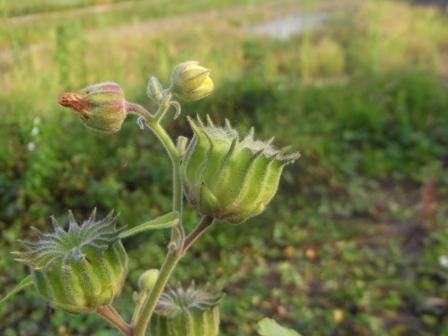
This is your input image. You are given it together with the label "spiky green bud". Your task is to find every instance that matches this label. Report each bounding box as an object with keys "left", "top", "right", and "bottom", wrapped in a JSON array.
[
  {"left": 150, "top": 284, "right": 221, "bottom": 336},
  {"left": 59, "top": 82, "right": 128, "bottom": 133},
  {"left": 13, "top": 209, "right": 128, "bottom": 313},
  {"left": 181, "top": 116, "right": 300, "bottom": 224},
  {"left": 171, "top": 61, "right": 214, "bottom": 101}
]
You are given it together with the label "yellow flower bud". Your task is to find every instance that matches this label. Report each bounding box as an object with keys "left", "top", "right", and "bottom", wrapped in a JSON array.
[
  {"left": 171, "top": 61, "right": 214, "bottom": 101},
  {"left": 138, "top": 269, "right": 159, "bottom": 292}
]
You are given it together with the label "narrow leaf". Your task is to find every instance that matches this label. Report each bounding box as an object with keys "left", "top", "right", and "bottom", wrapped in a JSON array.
[
  {"left": 0, "top": 275, "right": 34, "bottom": 305},
  {"left": 119, "top": 212, "right": 179, "bottom": 239},
  {"left": 257, "top": 318, "right": 301, "bottom": 336}
]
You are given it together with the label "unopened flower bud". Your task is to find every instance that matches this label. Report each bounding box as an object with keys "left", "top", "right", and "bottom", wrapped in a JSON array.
[
  {"left": 150, "top": 284, "right": 221, "bottom": 336},
  {"left": 146, "top": 76, "right": 164, "bottom": 102},
  {"left": 59, "top": 82, "right": 127, "bottom": 133},
  {"left": 138, "top": 269, "right": 159, "bottom": 292},
  {"left": 13, "top": 209, "right": 128, "bottom": 313},
  {"left": 181, "top": 116, "right": 300, "bottom": 224},
  {"left": 170, "top": 61, "right": 214, "bottom": 101}
]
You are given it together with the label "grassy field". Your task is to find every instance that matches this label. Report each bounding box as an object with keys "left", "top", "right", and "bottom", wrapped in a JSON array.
[{"left": 0, "top": 0, "right": 448, "bottom": 335}]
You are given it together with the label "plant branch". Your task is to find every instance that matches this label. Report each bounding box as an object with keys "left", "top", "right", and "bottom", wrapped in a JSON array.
[
  {"left": 147, "top": 117, "right": 185, "bottom": 246},
  {"left": 154, "top": 97, "right": 171, "bottom": 122},
  {"left": 131, "top": 290, "right": 148, "bottom": 326},
  {"left": 182, "top": 215, "right": 214, "bottom": 253},
  {"left": 133, "top": 250, "right": 178, "bottom": 336},
  {"left": 126, "top": 102, "right": 154, "bottom": 121},
  {"left": 97, "top": 305, "right": 132, "bottom": 336},
  {"left": 133, "top": 215, "right": 214, "bottom": 336},
  {"left": 127, "top": 99, "right": 188, "bottom": 336},
  {"left": 126, "top": 102, "right": 185, "bottom": 245}
]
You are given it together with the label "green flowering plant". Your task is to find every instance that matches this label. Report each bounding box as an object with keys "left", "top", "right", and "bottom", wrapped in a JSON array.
[{"left": 1, "top": 61, "right": 300, "bottom": 335}]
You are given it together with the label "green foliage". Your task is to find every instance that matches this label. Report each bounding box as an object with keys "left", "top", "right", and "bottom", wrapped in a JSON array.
[
  {"left": 0, "top": 275, "right": 33, "bottom": 305},
  {"left": 119, "top": 211, "right": 179, "bottom": 239},
  {"left": 0, "top": 0, "right": 448, "bottom": 335},
  {"left": 257, "top": 318, "right": 301, "bottom": 336}
]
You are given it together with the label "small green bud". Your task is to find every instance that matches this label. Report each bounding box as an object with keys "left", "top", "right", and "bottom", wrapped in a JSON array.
[
  {"left": 146, "top": 76, "right": 164, "bottom": 102},
  {"left": 150, "top": 284, "right": 221, "bottom": 336},
  {"left": 171, "top": 61, "right": 214, "bottom": 101},
  {"left": 13, "top": 209, "right": 128, "bottom": 313},
  {"left": 138, "top": 269, "right": 159, "bottom": 292},
  {"left": 177, "top": 135, "right": 189, "bottom": 156},
  {"left": 181, "top": 116, "right": 300, "bottom": 224},
  {"left": 59, "top": 82, "right": 128, "bottom": 133}
]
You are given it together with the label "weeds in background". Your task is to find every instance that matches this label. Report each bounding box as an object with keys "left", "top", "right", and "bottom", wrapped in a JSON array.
[{"left": 0, "top": 0, "right": 447, "bottom": 335}]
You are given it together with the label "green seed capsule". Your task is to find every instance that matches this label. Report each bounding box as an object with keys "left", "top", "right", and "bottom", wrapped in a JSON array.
[
  {"left": 14, "top": 209, "right": 128, "bottom": 313},
  {"left": 150, "top": 285, "right": 221, "bottom": 336},
  {"left": 181, "top": 116, "right": 300, "bottom": 224}
]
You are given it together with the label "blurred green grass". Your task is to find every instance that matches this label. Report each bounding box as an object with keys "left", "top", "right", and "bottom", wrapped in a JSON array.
[
  {"left": 0, "top": 0, "right": 127, "bottom": 17},
  {"left": 0, "top": 0, "right": 448, "bottom": 335}
]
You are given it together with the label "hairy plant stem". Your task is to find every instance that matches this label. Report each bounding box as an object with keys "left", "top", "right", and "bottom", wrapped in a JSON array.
[{"left": 97, "top": 305, "right": 132, "bottom": 336}]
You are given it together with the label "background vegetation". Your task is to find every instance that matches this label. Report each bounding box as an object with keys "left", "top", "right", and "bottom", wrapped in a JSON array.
[{"left": 0, "top": 0, "right": 447, "bottom": 335}]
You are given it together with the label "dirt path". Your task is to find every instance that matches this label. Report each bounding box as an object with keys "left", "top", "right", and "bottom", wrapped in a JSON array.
[
  {"left": 0, "top": 0, "right": 301, "bottom": 66},
  {"left": 0, "top": 0, "right": 359, "bottom": 71},
  {"left": 6, "top": 1, "right": 135, "bottom": 25}
]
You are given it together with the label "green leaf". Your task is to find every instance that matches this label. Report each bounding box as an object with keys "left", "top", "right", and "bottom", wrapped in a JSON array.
[
  {"left": 257, "top": 318, "right": 302, "bottom": 336},
  {"left": 0, "top": 275, "right": 33, "bottom": 305},
  {"left": 118, "top": 211, "right": 179, "bottom": 239}
]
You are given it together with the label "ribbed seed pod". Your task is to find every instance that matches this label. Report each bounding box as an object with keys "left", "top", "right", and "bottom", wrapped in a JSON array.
[
  {"left": 181, "top": 115, "right": 300, "bottom": 224},
  {"left": 13, "top": 209, "right": 128, "bottom": 313},
  {"left": 150, "top": 284, "right": 221, "bottom": 336}
]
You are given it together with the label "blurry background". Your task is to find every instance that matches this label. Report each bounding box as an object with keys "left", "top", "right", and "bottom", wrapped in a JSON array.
[{"left": 0, "top": 0, "right": 447, "bottom": 335}]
